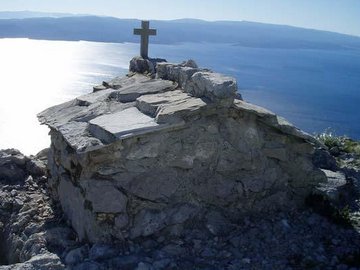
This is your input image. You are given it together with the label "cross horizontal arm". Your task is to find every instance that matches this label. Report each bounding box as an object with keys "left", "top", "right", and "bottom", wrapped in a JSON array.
[
  {"left": 133, "top": 29, "right": 142, "bottom": 35},
  {"left": 147, "top": 29, "right": 157, "bottom": 36},
  {"left": 134, "top": 29, "right": 157, "bottom": 36}
]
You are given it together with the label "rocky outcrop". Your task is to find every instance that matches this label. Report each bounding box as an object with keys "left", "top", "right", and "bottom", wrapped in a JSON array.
[
  {"left": 38, "top": 57, "right": 327, "bottom": 243},
  {"left": 0, "top": 149, "right": 67, "bottom": 269},
  {"left": 1, "top": 147, "right": 360, "bottom": 269}
]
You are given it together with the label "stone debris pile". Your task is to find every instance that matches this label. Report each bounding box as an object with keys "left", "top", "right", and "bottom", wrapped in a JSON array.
[
  {"left": 0, "top": 149, "right": 67, "bottom": 269},
  {"left": 38, "top": 57, "right": 326, "bottom": 243}
]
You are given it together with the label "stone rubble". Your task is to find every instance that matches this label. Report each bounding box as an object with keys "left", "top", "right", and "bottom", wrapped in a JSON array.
[{"left": 0, "top": 149, "right": 67, "bottom": 269}]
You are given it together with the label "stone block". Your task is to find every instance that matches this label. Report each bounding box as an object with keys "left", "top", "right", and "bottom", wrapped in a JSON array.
[
  {"left": 82, "top": 180, "right": 127, "bottom": 213},
  {"left": 129, "top": 56, "right": 166, "bottom": 75},
  {"left": 185, "top": 71, "right": 237, "bottom": 106}
]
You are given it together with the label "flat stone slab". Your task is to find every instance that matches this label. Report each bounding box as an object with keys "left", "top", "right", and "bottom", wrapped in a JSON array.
[
  {"left": 234, "top": 99, "right": 276, "bottom": 118},
  {"left": 105, "top": 73, "right": 152, "bottom": 89},
  {"left": 234, "top": 99, "right": 321, "bottom": 146},
  {"left": 57, "top": 121, "right": 104, "bottom": 152},
  {"left": 76, "top": 89, "right": 115, "bottom": 106},
  {"left": 38, "top": 99, "right": 133, "bottom": 130},
  {"left": 156, "top": 97, "right": 208, "bottom": 124},
  {"left": 109, "top": 79, "right": 177, "bottom": 103},
  {"left": 136, "top": 90, "right": 207, "bottom": 123},
  {"left": 88, "top": 107, "right": 184, "bottom": 143}
]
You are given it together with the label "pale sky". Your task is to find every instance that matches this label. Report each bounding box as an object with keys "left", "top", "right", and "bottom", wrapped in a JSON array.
[{"left": 1, "top": 0, "right": 360, "bottom": 36}]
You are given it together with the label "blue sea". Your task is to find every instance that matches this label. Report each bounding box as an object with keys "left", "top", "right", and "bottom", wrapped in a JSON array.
[{"left": 0, "top": 38, "right": 359, "bottom": 154}]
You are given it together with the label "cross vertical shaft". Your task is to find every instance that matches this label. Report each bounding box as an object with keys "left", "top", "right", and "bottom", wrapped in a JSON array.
[{"left": 133, "top": 21, "right": 157, "bottom": 59}]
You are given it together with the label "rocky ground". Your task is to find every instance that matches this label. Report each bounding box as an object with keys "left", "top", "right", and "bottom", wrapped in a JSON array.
[{"left": 0, "top": 139, "right": 360, "bottom": 270}]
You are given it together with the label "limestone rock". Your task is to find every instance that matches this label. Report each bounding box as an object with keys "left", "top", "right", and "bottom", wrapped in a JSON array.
[
  {"left": 83, "top": 180, "right": 127, "bottom": 213},
  {"left": 0, "top": 149, "right": 29, "bottom": 183},
  {"left": 0, "top": 253, "right": 65, "bottom": 270},
  {"left": 180, "top": 59, "right": 198, "bottom": 68},
  {"left": 89, "top": 107, "right": 161, "bottom": 143},
  {"left": 185, "top": 71, "right": 237, "bottom": 106},
  {"left": 315, "top": 169, "right": 348, "bottom": 203},
  {"left": 313, "top": 148, "right": 338, "bottom": 170},
  {"left": 130, "top": 204, "right": 198, "bottom": 238},
  {"left": 136, "top": 90, "right": 207, "bottom": 123},
  {"left": 157, "top": 62, "right": 200, "bottom": 88},
  {"left": 108, "top": 78, "right": 177, "bottom": 103},
  {"left": 37, "top": 58, "right": 327, "bottom": 244},
  {"left": 129, "top": 56, "right": 166, "bottom": 75},
  {"left": 101, "top": 73, "right": 153, "bottom": 90}
]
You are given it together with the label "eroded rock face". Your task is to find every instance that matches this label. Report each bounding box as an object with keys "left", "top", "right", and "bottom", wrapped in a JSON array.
[{"left": 38, "top": 58, "right": 327, "bottom": 243}]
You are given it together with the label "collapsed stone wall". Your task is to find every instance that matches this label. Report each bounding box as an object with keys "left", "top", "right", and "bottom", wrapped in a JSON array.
[{"left": 41, "top": 58, "right": 326, "bottom": 243}]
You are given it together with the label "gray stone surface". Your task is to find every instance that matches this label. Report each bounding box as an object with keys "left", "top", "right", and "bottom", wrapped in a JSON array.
[
  {"left": 129, "top": 57, "right": 166, "bottom": 75},
  {"left": 83, "top": 180, "right": 128, "bottom": 213},
  {"left": 89, "top": 107, "right": 160, "bottom": 143},
  {"left": 2, "top": 148, "right": 360, "bottom": 269},
  {"left": 108, "top": 78, "right": 177, "bottom": 103},
  {"left": 185, "top": 71, "right": 237, "bottom": 103},
  {"left": 0, "top": 253, "right": 64, "bottom": 270},
  {"left": 76, "top": 89, "right": 115, "bottom": 106},
  {"left": 38, "top": 58, "right": 328, "bottom": 244},
  {"left": 316, "top": 169, "right": 348, "bottom": 202},
  {"left": 136, "top": 90, "right": 207, "bottom": 123},
  {"left": 156, "top": 62, "right": 201, "bottom": 88},
  {"left": 101, "top": 73, "right": 153, "bottom": 90},
  {"left": 0, "top": 150, "right": 69, "bottom": 269},
  {"left": 0, "top": 149, "right": 29, "bottom": 183}
]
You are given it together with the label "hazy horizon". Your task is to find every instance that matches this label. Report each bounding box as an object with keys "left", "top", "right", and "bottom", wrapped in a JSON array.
[
  {"left": 1, "top": 0, "right": 359, "bottom": 36},
  {"left": 1, "top": 10, "right": 359, "bottom": 38}
]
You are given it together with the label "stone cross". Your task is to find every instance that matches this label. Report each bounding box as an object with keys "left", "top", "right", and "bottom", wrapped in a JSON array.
[{"left": 133, "top": 20, "right": 157, "bottom": 59}]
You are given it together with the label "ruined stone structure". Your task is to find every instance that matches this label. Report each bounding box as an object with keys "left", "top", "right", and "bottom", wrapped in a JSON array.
[{"left": 38, "top": 58, "right": 326, "bottom": 243}]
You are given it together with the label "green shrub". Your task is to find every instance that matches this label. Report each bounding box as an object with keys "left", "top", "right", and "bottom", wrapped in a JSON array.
[{"left": 316, "top": 129, "right": 343, "bottom": 149}]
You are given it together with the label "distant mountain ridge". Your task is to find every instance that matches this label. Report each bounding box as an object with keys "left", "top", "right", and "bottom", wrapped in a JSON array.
[
  {"left": 0, "top": 15, "right": 360, "bottom": 50},
  {"left": 0, "top": 10, "right": 88, "bottom": 19}
]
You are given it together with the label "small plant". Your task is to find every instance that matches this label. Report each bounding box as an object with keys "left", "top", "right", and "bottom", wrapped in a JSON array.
[
  {"left": 343, "top": 139, "right": 360, "bottom": 155},
  {"left": 316, "top": 128, "right": 342, "bottom": 149},
  {"left": 316, "top": 129, "right": 360, "bottom": 155}
]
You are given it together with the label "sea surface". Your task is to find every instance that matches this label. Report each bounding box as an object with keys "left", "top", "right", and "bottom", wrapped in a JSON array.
[{"left": 0, "top": 38, "right": 359, "bottom": 155}]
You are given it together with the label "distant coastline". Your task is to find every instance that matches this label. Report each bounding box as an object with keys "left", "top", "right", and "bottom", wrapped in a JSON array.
[{"left": 1, "top": 15, "right": 360, "bottom": 50}]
